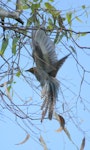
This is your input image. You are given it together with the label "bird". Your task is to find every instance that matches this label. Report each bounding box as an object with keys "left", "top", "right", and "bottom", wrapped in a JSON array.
[
  {"left": 27, "top": 27, "right": 70, "bottom": 121},
  {"left": 27, "top": 54, "right": 70, "bottom": 78}
]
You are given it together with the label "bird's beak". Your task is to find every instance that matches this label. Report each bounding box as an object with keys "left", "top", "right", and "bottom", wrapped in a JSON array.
[{"left": 25, "top": 67, "right": 35, "bottom": 74}]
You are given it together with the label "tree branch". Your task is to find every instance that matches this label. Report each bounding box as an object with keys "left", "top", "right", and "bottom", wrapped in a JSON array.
[{"left": 0, "top": 6, "right": 23, "bottom": 24}]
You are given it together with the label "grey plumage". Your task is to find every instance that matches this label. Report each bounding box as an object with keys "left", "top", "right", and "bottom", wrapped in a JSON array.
[
  {"left": 27, "top": 28, "right": 70, "bottom": 121},
  {"left": 32, "top": 29, "right": 57, "bottom": 72},
  {"left": 28, "top": 67, "right": 59, "bottom": 121}
]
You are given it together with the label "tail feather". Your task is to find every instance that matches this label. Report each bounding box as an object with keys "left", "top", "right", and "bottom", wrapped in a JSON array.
[
  {"left": 48, "top": 102, "right": 54, "bottom": 120},
  {"left": 41, "top": 77, "right": 59, "bottom": 121}
]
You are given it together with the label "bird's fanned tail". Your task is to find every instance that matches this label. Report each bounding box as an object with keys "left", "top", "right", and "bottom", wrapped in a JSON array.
[{"left": 41, "top": 77, "right": 59, "bottom": 122}]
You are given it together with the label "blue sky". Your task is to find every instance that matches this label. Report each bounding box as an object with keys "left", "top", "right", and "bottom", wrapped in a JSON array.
[{"left": 0, "top": 0, "right": 90, "bottom": 150}]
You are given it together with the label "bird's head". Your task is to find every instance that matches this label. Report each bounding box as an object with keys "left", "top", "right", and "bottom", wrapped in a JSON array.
[{"left": 26, "top": 67, "right": 36, "bottom": 74}]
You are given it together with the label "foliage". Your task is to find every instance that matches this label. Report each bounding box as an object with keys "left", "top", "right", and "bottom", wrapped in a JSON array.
[{"left": 0, "top": 0, "right": 90, "bottom": 150}]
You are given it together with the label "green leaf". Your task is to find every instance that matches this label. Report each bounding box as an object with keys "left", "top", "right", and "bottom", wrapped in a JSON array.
[
  {"left": 57, "top": 14, "right": 65, "bottom": 28},
  {"left": 54, "top": 32, "right": 60, "bottom": 44},
  {"left": 19, "top": 0, "right": 29, "bottom": 10},
  {"left": 80, "top": 33, "right": 87, "bottom": 36},
  {"left": 82, "top": 5, "right": 85, "bottom": 9},
  {"left": 33, "top": 0, "right": 42, "bottom": 2},
  {"left": 47, "top": 18, "right": 54, "bottom": 29},
  {"left": 59, "top": 33, "right": 64, "bottom": 41},
  {"left": 75, "top": 16, "right": 82, "bottom": 23},
  {"left": 45, "top": 2, "right": 53, "bottom": 9},
  {"left": 22, "top": 5, "right": 29, "bottom": 10},
  {"left": 7, "top": 85, "right": 11, "bottom": 92},
  {"left": 48, "top": 18, "right": 53, "bottom": 24},
  {"left": 45, "top": 2, "right": 59, "bottom": 17},
  {"left": 66, "top": 12, "right": 72, "bottom": 26},
  {"left": 47, "top": 25, "right": 53, "bottom": 30},
  {"left": 0, "top": 51, "right": 2, "bottom": 55},
  {"left": 70, "top": 46, "right": 77, "bottom": 54},
  {"left": 16, "top": 71, "right": 21, "bottom": 77},
  {"left": 0, "top": 38, "right": 8, "bottom": 55},
  {"left": 49, "top": 0, "right": 54, "bottom": 2},
  {"left": 31, "top": 3, "right": 40, "bottom": 12},
  {"left": 26, "top": 17, "right": 33, "bottom": 26},
  {"left": 12, "top": 37, "right": 19, "bottom": 55},
  {"left": 33, "top": 0, "right": 39, "bottom": 2}
]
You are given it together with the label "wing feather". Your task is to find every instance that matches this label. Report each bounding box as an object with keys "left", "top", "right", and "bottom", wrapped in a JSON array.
[{"left": 32, "top": 28, "right": 58, "bottom": 72}]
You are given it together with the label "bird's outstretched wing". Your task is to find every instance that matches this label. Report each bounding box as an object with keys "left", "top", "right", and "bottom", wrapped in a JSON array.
[
  {"left": 49, "top": 53, "right": 70, "bottom": 77},
  {"left": 32, "top": 28, "right": 58, "bottom": 72}
]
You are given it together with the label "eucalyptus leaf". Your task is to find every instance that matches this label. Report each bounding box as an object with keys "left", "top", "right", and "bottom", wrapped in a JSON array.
[
  {"left": 12, "top": 37, "right": 19, "bottom": 55},
  {"left": 66, "top": 12, "right": 72, "bottom": 26},
  {"left": 75, "top": 16, "right": 82, "bottom": 23},
  {"left": 0, "top": 38, "right": 8, "bottom": 55}
]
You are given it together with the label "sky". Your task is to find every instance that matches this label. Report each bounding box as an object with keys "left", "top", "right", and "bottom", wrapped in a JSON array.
[{"left": 0, "top": 0, "right": 90, "bottom": 150}]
